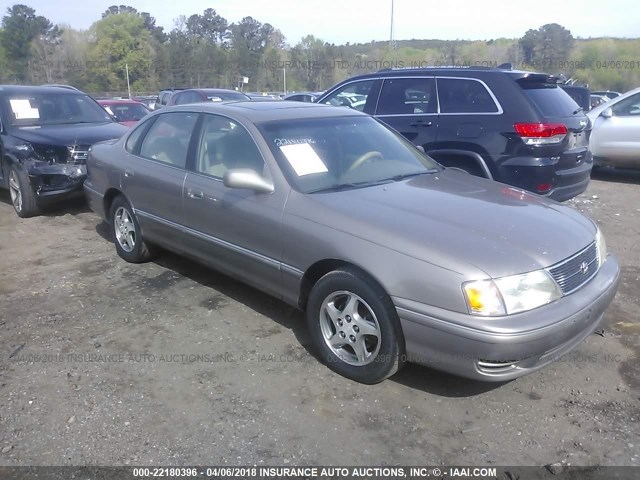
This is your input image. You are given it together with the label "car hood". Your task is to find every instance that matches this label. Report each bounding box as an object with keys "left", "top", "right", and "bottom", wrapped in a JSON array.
[
  {"left": 290, "top": 170, "right": 596, "bottom": 279},
  {"left": 11, "top": 122, "right": 128, "bottom": 146}
]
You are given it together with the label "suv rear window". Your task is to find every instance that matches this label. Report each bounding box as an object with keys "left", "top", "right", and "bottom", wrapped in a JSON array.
[{"left": 520, "top": 83, "right": 580, "bottom": 117}]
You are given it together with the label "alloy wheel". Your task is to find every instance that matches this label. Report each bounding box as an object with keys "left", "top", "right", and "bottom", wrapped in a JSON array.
[
  {"left": 114, "top": 206, "right": 136, "bottom": 253},
  {"left": 319, "top": 290, "right": 381, "bottom": 366}
]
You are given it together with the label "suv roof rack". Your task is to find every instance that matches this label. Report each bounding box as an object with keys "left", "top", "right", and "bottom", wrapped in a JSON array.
[
  {"left": 377, "top": 64, "right": 515, "bottom": 73},
  {"left": 40, "top": 84, "right": 82, "bottom": 91}
]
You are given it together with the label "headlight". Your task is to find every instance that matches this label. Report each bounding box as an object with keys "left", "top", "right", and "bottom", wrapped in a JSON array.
[
  {"left": 596, "top": 226, "right": 607, "bottom": 266},
  {"left": 464, "top": 270, "right": 562, "bottom": 316}
]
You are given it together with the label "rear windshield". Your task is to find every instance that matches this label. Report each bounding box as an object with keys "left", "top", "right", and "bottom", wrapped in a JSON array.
[{"left": 520, "top": 83, "right": 581, "bottom": 117}]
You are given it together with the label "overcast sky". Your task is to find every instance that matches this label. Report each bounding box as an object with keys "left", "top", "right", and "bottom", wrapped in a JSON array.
[{"left": 2, "top": 0, "right": 638, "bottom": 44}]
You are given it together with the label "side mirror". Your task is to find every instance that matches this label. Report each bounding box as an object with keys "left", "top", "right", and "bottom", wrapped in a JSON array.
[
  {"left": 601, "top": 107, "right": 613, "bottom": 119},
  {"left": 223, "top": 168, "right": 274, "bottom": 194}
]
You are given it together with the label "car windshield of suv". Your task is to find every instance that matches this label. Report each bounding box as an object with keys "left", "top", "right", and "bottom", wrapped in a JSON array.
[
  {"left": 4, "top": 92, "right": 113, "bottom": 127},
  {"left": 259, "top": 116, "right": 441, "bottom": 193}
]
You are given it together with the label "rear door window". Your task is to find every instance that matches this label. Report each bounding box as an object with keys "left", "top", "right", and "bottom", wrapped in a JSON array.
[
  {"left": 139, "top": 112, "right": 198, "bottom": 168},
  {"left": 377, "top": 78, "right": 437, "bottom": 115},
  {"left": 437, "top": 78, "right": 500, "bottom": 114},
  {"left": 520, "top": 83, "right": 580, "bottom": 117}
]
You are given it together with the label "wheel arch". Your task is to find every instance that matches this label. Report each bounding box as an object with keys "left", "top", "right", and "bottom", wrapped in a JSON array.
[
  {"left": 103, "top": 187, "right": 126, "bottom": 223},
  {"left": 298, "top": 258, "right": 391, "bottom": 312},
  {"left": 428, "top": 148, "right": 493, "bottom": 179}
]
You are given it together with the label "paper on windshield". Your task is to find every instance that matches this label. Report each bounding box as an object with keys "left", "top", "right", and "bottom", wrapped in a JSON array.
[
  {"left": 9, "top": 99, "right": 40, "bottom": 119},
  {"left": 280, "top": 143, "right": 328, "bottom": 176}
]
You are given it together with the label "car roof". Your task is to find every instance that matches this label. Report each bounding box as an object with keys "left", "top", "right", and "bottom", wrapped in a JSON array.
[
  {"left": 163, "top": 100, "right": 365, "bottom": 122},
  {"left": 99, "top": 99, "right": 144, "bottom": 105},
  {"left": 340, "top": 66, "right": 554, "bottom": 82},
  {"left": 0, "top": 85, "right": 85, "bottom": 95},
  {"left": 186, "top": 88, "right": 243, "bottom": 94}
]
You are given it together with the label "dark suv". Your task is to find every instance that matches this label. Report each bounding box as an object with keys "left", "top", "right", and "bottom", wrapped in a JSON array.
[
  {"left": 316, "top": 67, "right": 592, "bottom": 201},
  {"left": 0, "top": 85, "right": 128, "bottom": 217}
]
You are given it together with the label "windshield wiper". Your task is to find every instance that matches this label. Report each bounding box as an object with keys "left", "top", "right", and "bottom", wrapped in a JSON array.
[
  {"left": 307, "top": 170, "right": 439, "bottom": 193},
  {"left": 307, "top": 179, "right": 393, "bottom": 193},
  {"left": 572, "top": 107, "right": 584, "bottom": 114},
  {"left": 387, "top": 170, "right": 438, "bottom": 182}
]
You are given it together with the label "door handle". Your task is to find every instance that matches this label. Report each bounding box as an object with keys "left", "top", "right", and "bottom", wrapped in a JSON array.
[
  {"left": 187, "top": 189, "right": 204, "bottom": 199},
  {"left": 410, "top": 120, "right": 433, "bottom": 127},
  {"left": 124, "top": 170, "right": 134, "bottom": 177}
]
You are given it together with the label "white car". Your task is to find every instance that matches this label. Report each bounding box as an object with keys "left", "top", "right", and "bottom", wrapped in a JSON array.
[{"left": 587, "top": 86, "right": 640, "bottom": 169}]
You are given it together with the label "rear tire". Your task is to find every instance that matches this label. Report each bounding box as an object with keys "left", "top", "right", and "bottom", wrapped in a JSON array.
[
  {"left": 306, "top": 267, "right": 405, "bottom": 384},
  {"left": 110, "top": 196, "right": 155, "bottom": 263},
  {"left": 8, "top": 165, "right": 40, "bottom": 218}
]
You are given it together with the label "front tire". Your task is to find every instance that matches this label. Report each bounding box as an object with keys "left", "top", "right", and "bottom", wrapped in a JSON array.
[
  {"left": 110, "top": 196, "right": 154, "bottom": 263},
  {"left": 306, "top": 267, "right": 405, "bottom": 384},
  {"left": 8, "top": 165, "right": 40, "bottom": 218}
]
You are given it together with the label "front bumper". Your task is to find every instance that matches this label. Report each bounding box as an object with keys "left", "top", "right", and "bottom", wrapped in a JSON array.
[
  {"left": 393, "top": 254, "right": 620, "bottom": 381},
  {"left": 27, "top": 163, "right": 87, "bottom": 202}
]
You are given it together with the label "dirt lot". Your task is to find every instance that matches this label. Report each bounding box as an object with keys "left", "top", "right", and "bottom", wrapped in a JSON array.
[{"left": 0, "top": 170, "right": 639, "bottom": 468}]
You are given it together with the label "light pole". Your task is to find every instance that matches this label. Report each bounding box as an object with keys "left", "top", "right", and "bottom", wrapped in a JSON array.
[
  {"left": 389, "top": 0, "right": 395, "bottom": 51},
  {"left": 283, "top": 67, "right": 287, "bottom": 94}
]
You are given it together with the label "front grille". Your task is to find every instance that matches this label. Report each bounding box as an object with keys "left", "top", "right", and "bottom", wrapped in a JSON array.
[
  {"left": 67, "top": 145, "right": 90, "bottom": 164},
  {"left": 547, "top": 242, "right": 598, "bottom": 294}
]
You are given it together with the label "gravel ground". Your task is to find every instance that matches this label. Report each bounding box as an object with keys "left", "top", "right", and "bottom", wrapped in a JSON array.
[{"left": 0, "top": 170, "right": 638, "bottom": 467}]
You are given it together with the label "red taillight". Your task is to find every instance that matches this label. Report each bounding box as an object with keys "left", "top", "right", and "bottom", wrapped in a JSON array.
[
  {"left": 514, "top": 123, "right": 568, "bottom": 145},
  {"left": 536, "top": 183, "right": 553, "bottom": 193}
]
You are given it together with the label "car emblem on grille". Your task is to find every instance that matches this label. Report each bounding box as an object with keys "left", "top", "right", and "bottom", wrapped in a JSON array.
[{"left": 579, "top": 262, "right": 589, "bottom": 275}]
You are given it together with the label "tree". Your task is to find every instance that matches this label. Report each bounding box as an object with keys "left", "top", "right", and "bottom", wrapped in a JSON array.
[
  {"left": 519, "top": 23, "right": 574, "bottom": 67},
  {"left": 103, "top": 5, "right": 165, "bottom": 43},
  {"left": 229, "top": 17, "right": 272, "bottom": 90},
  {"left": 186, "top": 8, "right": 227, "bottom": 44},
  {"left": 1, "top": 4, "right": 60, "bottom": 81},
  {"left": 86, "top": 12, "right": 154, "bottom": 93}
]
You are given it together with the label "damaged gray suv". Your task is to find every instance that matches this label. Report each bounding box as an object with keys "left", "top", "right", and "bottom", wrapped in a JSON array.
[{"left": 0, "top": 85, "right": 128, "bottom": 217}]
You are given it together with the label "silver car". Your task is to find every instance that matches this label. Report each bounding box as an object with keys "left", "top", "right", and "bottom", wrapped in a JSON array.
[
  {"left": 84, "top": 101, "right": 620, "bottom": 384},
  {"left": 588, "top": 86, "right": 640, "bottom": 169}
]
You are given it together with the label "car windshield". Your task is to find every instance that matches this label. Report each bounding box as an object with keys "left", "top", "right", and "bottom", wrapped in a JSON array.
[
  {"left": 103, "top": 103, "right": 149, "bottom": 122},
  {"left": 258, "top": 115, "right": 441, "bottom": 193},
  {"left": 4, "top": 92, "right": 113, "bottom": 127},
  {"left": 208, "top": 92, "right": 249, "bottom": 101}
]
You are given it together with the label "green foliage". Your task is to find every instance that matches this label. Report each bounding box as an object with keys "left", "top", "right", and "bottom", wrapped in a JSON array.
[
  {"left": 0, "top": 4, "right": 638, "bottom": 95},
  {"left": 86, "top": 12, "right": 152, "bottom": 92},
  {"left": 1, "top": 4, "right": 59, "bottom": 81},
  {"left": 520, "top": 23, "right": 575, "bottom": 67}
]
